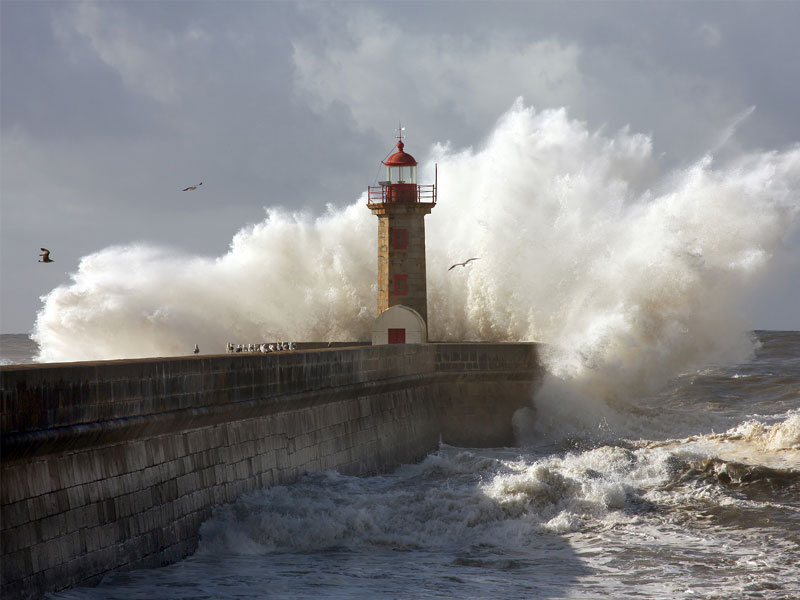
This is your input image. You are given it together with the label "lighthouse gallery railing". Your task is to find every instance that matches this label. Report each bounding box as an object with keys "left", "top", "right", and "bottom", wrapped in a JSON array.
[{"left": 367, "top": 184, "right": 436, "bottom": 205}]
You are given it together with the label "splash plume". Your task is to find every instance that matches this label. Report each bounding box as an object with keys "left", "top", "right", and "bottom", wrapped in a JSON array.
[{"left": 34, "top": 101, "right": 799, "bottom": 408}]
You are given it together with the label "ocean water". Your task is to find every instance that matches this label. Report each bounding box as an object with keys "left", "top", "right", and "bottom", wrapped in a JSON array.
[
  {"left": 37, "top": 330, "right": 799, "bottom": 600},
  {"left": 0, "top": 334, "right": 40, "bottom": 365}
]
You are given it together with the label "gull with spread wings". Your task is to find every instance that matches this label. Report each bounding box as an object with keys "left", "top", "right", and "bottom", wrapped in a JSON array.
[
  {"left": 448, "top": 257, "right": 479, "bottom": 271},
  {"left": 182, "top": 182, "right": 203, "bottom": 191},
  {"left": 38, "top": 248, "right": 54, "bottom": 263}
]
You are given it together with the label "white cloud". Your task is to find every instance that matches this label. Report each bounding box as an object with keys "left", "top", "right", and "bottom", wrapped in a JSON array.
[
  {"left": 52, "top": 1, "right": 210, "bottom": 105},
  {"left": 291, "top": 7, "right": 584, "bottom": 134},
  {"left": 697, "top": 23, "right": 723, "bottom": 48}
]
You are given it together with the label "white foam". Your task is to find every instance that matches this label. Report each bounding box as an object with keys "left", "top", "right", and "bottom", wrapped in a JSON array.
[
  {"left": 196, "top": 443, "right": 699, "bottom": 557},
  {"left": 640, "top": 410, "right": 800, "bottom": 470},
  {"left": 691, "top": 411, "right": 800, "bottom": 469},
  {"left": 730, "top": 411, "right": 800, "bottom": 451}
]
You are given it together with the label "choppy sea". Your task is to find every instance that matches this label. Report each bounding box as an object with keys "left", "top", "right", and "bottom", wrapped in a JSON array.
[
  {"left": 0, "top": 334, "right": 41, "bottom": 366},
  {"left": 2, "top": 332, "right": 798, "bottom": 599}
]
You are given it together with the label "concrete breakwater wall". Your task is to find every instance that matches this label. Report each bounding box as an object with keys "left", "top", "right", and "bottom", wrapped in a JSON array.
[{"left": 1, "top": 343, "right": 542, "bottom": 599}]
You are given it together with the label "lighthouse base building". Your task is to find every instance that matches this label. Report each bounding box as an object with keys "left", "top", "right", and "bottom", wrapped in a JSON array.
[{"left": 371, "top": 304, "right": 427, "bottom": 345}]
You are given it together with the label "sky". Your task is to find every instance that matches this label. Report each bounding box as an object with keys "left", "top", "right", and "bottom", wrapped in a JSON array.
[{"left": 2, "top": 0, "right": 799, "bottom": 336}]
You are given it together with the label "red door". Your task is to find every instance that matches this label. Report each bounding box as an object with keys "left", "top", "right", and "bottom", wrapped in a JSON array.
[{"left": 388, "top": 328, "right": 406, "bottom": 344}]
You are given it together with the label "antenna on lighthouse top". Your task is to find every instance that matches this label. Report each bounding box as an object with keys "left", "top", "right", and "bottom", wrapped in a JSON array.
[{"left": 396, "top": 121, "right": 406, "bottom": 144}]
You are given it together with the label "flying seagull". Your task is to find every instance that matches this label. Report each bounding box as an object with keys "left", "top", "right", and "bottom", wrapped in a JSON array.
[
  {"left": 182, "top": 182, "right": 203, "bottom": 191},
  {"left": 448, "top": 257, "right": 479, "bottom": 271},
  {"left": 38, "top": 248, "right": 54, "bottom": 263}
]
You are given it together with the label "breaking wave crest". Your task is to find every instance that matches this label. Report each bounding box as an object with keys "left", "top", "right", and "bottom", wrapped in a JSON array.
[
  {"left": 196, "top": 429, "right": 800, "bottom": 559},
  {"left": 726, "top": 411, "right": 800, "bottom": 451},
  {"left": 635, "top": 409, "right": 800, "bottom": 475},
  {"left": 685, "top": 457, "right": 800, "bottom": 496},
  {"left": 195, "top": 446, "right": 657, "bottom": 557},
  {"left": 33, "top": 100, "right": 800, "bottom": 408}
]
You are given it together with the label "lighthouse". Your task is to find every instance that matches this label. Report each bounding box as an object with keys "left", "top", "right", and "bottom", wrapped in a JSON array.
[{"left": 368, "top": 130, "right": 436, "bottom": 344}]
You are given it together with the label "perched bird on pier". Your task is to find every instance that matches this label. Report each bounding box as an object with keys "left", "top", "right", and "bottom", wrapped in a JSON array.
[
  {"left": 38, "top": 248, "right": 54, "bottom": 263},
  {"left": 193, "top": 344, "right": 199, "bottom": 354},
  {"left": 448, "top": 257, "right": 479, "bottom": 271},
  {"left": 182, "top": 182, "right": 203, "bottom": 191}
]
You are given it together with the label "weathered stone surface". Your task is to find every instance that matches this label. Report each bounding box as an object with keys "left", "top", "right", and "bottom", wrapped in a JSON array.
[
  {"left": 1, "top": 343, "right": 542, "bottom": 600},
  {"left": 372, "top": 204, "right": 433, "bottom": 323}
]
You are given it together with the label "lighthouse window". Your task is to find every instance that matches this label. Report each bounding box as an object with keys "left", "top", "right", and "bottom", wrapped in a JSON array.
[
  {"left": 387, "top": 165, "right": 417, "bottom": 184},
  {"left": 394, "top": 274, "right": 408, "bottom": 295},
  {"left": 393, "top": 228, "right": 407, "bottom": 249}
]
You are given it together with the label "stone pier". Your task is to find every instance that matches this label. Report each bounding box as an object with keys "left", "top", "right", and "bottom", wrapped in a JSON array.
[{"left": 1, "top": 343, "right": 542, "bottom": 599}]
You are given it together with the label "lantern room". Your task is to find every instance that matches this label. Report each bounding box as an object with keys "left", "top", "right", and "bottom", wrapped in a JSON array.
[
  {"left": 368, "top": 139, "right": 436, "bottom": 206},
  {"left": 384, "top": 141, "right": 417, "bottom": 184}
]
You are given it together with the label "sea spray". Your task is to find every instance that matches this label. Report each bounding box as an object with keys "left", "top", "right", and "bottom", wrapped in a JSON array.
[
  {"left": 33, "top": 101, "right": 800, "bottom": 413},
  {"left": 33, "top": 203, "right": 377, "bottom": 360}
]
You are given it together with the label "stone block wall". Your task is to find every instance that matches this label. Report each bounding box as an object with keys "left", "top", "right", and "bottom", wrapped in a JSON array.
[
  {"left": 371, "top": 203, "right": 433, "bottom": 324},
  {"left": 1, "top": 343, "right": 541, "bottom": 599},
  {"left": 434, "top": 344, "right": 544, "bottom": 447}
]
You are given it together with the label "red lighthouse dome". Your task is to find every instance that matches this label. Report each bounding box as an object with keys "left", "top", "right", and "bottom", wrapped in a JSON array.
[
  {"left": 384, "top": 141, "right": 417, "bottom": 167},
  {"left": 383, "top": 141, "right": 417, "bottom": 185}
]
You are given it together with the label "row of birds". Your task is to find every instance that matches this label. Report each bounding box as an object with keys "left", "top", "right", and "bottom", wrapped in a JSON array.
[
  {"left": 227, "top": 342, "right": 296, "bottom": 353},
  {"left": 39, "top": 181, "right": 478, "bottom": 271}
]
